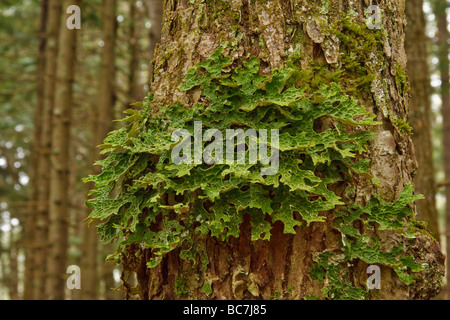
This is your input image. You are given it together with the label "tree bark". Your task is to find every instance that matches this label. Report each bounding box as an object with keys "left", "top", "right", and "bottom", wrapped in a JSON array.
[
  {"left": 46, "top": 0, "right": 80, "bottom": 299},
  {"left": 33, "top": 0, "right": 62, "bottom": 300},
  {"left": 405, "top": 0, "right": 439, "bottom": 238},
  {"left": 83, "top": 0, "right": 117, "bottom": 300},
  {"left": 24, "top": 0, "right": 48, "bottom": 301},
  {"left": 114, "top": 0, "right": 445, "bottom": 299},
  {"left": 432, "top": 0, "right": 450, "bottom": 300}
]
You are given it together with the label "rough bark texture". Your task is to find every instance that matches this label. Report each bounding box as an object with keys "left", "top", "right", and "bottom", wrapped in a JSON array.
[
  {"left": 405, "top": 0, "right": 439, "bottom": 239},
  {"left": 46, "top": 0, "right": 79, "bottom": 299},
  {"left": 122, "top": 0, "right": 444, "bottom": 300}
]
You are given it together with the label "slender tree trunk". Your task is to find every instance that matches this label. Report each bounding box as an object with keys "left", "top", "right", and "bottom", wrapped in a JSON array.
[
  {"left": 99, "top": 0, "right": 120, "bottom": 300},
  {"left": 127, "top": 0, "right": 139, "bottom": 105},
  {"left": 121, "top": 0, "right": 444, "bottom": 300},
  {"left": 67, "top": 141, "right": 82, "bottom": 301},
  {"left": 432, "top": 0, "right": 450, "bottom": 300},
  {"left": 405, "top": 0, "right": 439, "bottom": 239},
  {"left": 46, "top": 0, "right": 80, "bottom": 299},
  {"left": 33, "top": 0, "right": 62, "bottom": 300},
  {"left": 0, "top": 231, "right": 3, "bottom": 299},
  {"left": 98, "top": 0, "right": 116, "bottom": 128},
  {"left": 83, "top": 195, "right": 98, "bottom": 299},
  {"left": 83, "top": 115, "right": 98, "bottom": 299},
  {"left": 0, "top": 236, "right": 10, "bottom": 299},
  {"left": 10, "top": 227, "right": 19, "bottom": 300},
  {"left": 24, "top": 0, "right": 48, "bottom": 300},
  {"left": 144, "top": 0, "right": 162, "bottom": 83},
  {"left": 83, "top": 0, "right": 117, "bottom": 300}
]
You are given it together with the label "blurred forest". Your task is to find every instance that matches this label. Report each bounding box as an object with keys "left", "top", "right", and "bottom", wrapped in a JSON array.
[
  {"left": 0, "top": 0, "right": 162, "bottom": 300},
  {"left": 0, "top": 0, "right": 448, "bottom": 300}
]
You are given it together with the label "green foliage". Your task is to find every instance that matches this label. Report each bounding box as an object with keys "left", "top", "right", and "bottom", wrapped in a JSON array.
[
  {"left": 85, "top": 48, "right": 423, "bottom": 299},
  {"left": 201, "top": 281, "right": 213, "bottom": 295},
  {"left": 336, "top": 184, "right": 424, "bottom": 234},
  {"left": 318, "top": 17, "right": 384, "bottom": 96},
  {"left": 175, "top": 277, "right": 190, "bottom": 296},
  {"left": 310, "top": 252, "right": 369, "bottom": 300},
  {"left": 310, "top": 185, "right": 425, "bottom": 299},
  {"left": 270, "top": 291, "right": 283, "bottom": 300}
]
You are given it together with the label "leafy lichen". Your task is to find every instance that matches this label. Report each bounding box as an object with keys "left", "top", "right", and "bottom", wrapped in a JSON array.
[{"left": 84, "top": 47, "right": 426, "bottom": 299}]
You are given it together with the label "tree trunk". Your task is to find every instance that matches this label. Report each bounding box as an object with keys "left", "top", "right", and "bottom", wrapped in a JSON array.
[
  {"left": 46, "top": 0, "right": 80, "bottom": 299},
  {"left": 10, "top": 227, "right": 19, "bottom": 300},
  {"left": 100, "top": 0, "right": 122, "bottom": 299},
  {"left": 405, "top": 0, "right": 439, "bottom": 238},
  {"left": 127, "top": 0, "right": 140, "bottom": 105},
  {"left": 83, "top": 0, "right": 117, "bottom": 300},
  {"left": 82, "top": 203, "right": 98, "bottom": 299},
  {"left": 432, "top": 0, "right": 450, "bottom": 300},
  {"left": 90, "top": 0, "right": 445, "bottom": 300},
  {"left": 0, "top": 233, "right": 9, "bottom": 299},
  {"left": 33, "top": 0, "right": 62, "bottom": 300},
  {"left": 149, "top": 0, "right": 444, "bottom": 300},
  {"left": 24, "top": 0, "right": 48, "bottom": 300},
  {"left": 0, "top": 230, "right": 3, "bottom": 299},
  {"left": 144, "top": 0, "right": 162, "bottom": 82}
]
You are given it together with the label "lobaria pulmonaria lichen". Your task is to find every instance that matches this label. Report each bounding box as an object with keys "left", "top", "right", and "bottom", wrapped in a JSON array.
[{"left": 84, "top": 47, "right": 433, "bottom": 299}]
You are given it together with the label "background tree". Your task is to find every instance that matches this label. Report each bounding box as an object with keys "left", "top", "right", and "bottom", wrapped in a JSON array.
[
  {"left": 405, "top": 0, "right": 439, "bottom": 239},
  {"left": 0, "top": 0, "right": 43, "bottom": 300},
  {"left": 46, "top": 0, "right": 80, "bottom": 300},
  {"left": 144, "top": 0, "right": 162, "bottom": 82},
  {"left": 23, "top": 0, "right": 48, "bottom": 300},
  {"left": 431, "top": 0, "right": 450, "bottom": 299},
  {"left": 82, "top": 0, "right": 117, "bottom": 300},
  {"left": 32, "top": 0, "right": 62, "bottom": 300}
]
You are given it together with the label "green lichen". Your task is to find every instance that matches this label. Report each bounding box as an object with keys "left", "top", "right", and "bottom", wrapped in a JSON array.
[
  {"left": 84, "top": 48, "right": 425, "bottom": 299},
  {"left": 271, "top": 291, "right": 283, "bottom": 300},
  {"left": 176, "top": 277, "right": 190, "bottom": 296},
  {"left": 393, "top": 116, "right": 413, "bottom": 134},
  {"left": 309, "top": 185, "right": 426, "bottom": 299},
  {"left": 201, "top": 281, "right": 213, "bottom": 295},
  {"left": 310, "top": 252, "right": 369, "bottom": 300},
  {"left": 395, "top": 63, "right": 409, "bottom": 94},
  {"left": 315, "top": 17, "right": 384, "bottom": 96},
  {"left": 320, "top": 0, "right": 330, "bottom": 14}
]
